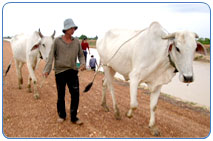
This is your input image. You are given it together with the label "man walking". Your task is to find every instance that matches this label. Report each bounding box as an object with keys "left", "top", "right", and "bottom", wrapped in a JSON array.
[{"left": 43, "top": 18, "right": 85, "bottom": 125}]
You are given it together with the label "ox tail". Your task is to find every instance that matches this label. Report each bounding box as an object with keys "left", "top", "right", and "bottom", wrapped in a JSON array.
[
  {"left": 5, "top": 58, "right": 13, "bottom": 76},
  {"left": 83, "top": 60, "right": 101, "bottom": 93}
]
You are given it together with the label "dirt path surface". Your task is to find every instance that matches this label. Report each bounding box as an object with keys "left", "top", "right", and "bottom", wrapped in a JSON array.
[{"left": 3, "top": 40, "right": 210, "bottom": 138}]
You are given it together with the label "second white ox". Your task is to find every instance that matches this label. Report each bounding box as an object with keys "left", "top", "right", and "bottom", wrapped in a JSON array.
[
  {"left": 10, "top": 29, "right": 55, "bottom": 99},
  {"left": 96, "top": 22, "right": 206, "bottom": 135}
]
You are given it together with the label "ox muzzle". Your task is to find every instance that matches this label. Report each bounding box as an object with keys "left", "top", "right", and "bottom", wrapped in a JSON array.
[{"left": 183, "top": 75, "right": 194, "bottom": 83}]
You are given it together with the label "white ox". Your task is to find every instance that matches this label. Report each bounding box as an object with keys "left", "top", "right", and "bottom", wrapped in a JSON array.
[
  {"left": 9, "top": 29, "right": 55, "bottom": 99},
  {"left": 96, "top": 22, "right": 206, "bottom": 136}
]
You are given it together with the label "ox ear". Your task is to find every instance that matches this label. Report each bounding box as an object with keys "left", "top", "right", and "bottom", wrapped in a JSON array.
[
  {"left": 31, "top": 44, "right": 40, "bottom": 51},
  {"left": 196, "top": 42, "right": 207, "bottom": 55},
  {"left": 30, "top": 31, "right": 41, "bottom": 51},
  {"left": 168, "top": 43, "right": 173, "bottom": 52}
]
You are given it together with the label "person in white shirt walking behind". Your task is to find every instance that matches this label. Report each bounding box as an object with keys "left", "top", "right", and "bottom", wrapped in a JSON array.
[{"left": 89, "top": 55, "right": 97, "bottom": 71}]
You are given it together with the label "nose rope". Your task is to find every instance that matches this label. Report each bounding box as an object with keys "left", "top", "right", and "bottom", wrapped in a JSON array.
[
  {"left": 168, "top": 53, "right": 178, "bottom": 73},
  {"left": 166, "top": 38, "right": 178, "bottom": 73},
  {"left": 38, "top": 42, "right": 43, "bottom": 59},
  {"left": 39, "top": 50, "right": 43, "bottom": 59},
  {"left": 84, "top": 29, "right": 146, "bottom": 93}
]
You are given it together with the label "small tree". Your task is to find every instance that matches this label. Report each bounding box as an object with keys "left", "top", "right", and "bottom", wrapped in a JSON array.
[
  {"left": 79, "top": 35, "right": 87, "bottom": 40},
  {"left": 93, "top": 35, "right": 98, "bottom": 40}
]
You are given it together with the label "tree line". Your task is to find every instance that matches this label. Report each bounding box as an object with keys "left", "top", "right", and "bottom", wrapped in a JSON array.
[{"left": 78, "top": 35, "right": 98, "bottom": 40}]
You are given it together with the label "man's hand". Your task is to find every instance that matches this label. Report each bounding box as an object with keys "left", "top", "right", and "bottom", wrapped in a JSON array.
[
  {"left": 43, "top": 72, "right": 49, "bottom": 78},
  {"left": 79, "top": 64, "right": 86, "bottom": 71}
]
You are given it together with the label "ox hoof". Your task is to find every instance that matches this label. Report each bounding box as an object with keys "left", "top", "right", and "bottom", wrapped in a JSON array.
[
  {"left": 114, "top": 112, "right": 121, "bottom": 120},
  {"left": 126, "top": 112, "right": 133, "bottom": 118},
  {"left": 28, "top": 88, "right": 32, "bottom": 93},
  {"left": 101, "top": 104, "right": 109, "bottom": 112},
  {"left": 126, "top": 109, "right": 134, "bottom": 118},
  {"left": 19, "top": 79, "right": 23, "bottom": 85},
  {"left": 34, "top": 94, "right": 40, "bottom": 99},
  {"left": 27, "top": 85, "right": 32, "bottom": 93},
  {"left": 149, "top": 126, "right": 160, "bottom": 136}
]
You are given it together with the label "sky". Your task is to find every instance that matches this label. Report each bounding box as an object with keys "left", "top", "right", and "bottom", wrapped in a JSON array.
[{"left": 2, "top": 2, "right": 211, "bottom": 39}]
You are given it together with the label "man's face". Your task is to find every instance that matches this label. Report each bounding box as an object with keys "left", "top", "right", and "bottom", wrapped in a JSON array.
[{"left": 66, "top": 27, "right": 75, "bottom": 35}]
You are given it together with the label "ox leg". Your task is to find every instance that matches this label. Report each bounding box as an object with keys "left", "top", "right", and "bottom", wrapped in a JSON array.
[
  {"left": 35, "top": 58, "right": 41, "bottom": 70},
  {"left": 103, "top": 66, "right": 120, "bottom": 120},
  {"left": 18, "top": 62, "right": 24, "bottom": 84},
  {"left": 27, "top": 62, "right": 39, "bottom": 99},
  {"left": 15, "top": 60, "right": 23, "bottom": 89},
  {"left": 27, "top": 76, "right": 32, "bottom": 93},
  {"left": 126, "top": 76, "right": 140, "bottom": 118},
  {"left": 101, "top": 77, "right": 109, "bottom": 112},
  {"left": 149, "top": 85, "right": 162, "bottom": 136}
]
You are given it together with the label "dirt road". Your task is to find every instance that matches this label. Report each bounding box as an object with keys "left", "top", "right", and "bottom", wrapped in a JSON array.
[{"left": 2, "top": 40, "right": 210, "bottom": 138}]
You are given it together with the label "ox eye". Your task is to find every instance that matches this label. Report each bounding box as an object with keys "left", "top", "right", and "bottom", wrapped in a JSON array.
[
  {"left": 42, "top": 44, "right": 46, "bottom": 48},
  {"left": 176, "top": 47, "right": 180, "bottom": 53}
]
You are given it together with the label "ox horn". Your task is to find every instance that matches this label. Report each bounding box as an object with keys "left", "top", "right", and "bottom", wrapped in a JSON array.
[
  {"left": 38, "top": 28, "right": 43, "bottom": 38},
  {"left": 162, "top": 32, "right": 176, "bottom": 40},
  {"left": 194, "top": 33, "right": 199, "bottom": 38},
  {"left": 51, "top": 30, "right": 56, "bottom": 39}
]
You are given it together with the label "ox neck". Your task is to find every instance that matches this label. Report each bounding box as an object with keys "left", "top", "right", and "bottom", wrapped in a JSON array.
[{"left": 168, "top": 53, "right": 178, "bottom": 73}]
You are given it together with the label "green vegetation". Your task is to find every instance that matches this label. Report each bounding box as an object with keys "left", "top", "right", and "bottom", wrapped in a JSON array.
[
  {"left": 79, "top": 34, "right": 87, "bottom": 40},
  {"left": 78, "top": 35, "right": 98, "bottom": 48},
  {"left": 197, "top": 38, "right": 210, "bottom": 45},
  {"left": 79, "top": 34, "right": 98, "bottom": 40},
  {"left": 194, "top": 55, "right": 203, "bottom": 61},
  {"left": 88, "top": 40, "right": 96, "bottom": 47}
]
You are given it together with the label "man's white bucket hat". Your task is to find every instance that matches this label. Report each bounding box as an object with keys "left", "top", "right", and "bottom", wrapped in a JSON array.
[{"left": 62, "top": 18, "right": 78, "bottom": 33}]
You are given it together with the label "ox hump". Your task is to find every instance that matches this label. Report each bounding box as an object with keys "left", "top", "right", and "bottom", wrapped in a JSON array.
[
  {"left": 148, "top": 22, "right": 167, "bottom": 38},
  {"left": 149, "top": 21, "right": 162, "bottom": 29}
]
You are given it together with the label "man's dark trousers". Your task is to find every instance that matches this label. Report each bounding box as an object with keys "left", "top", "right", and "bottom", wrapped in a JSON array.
[{"left": 55, "top": 69, "right": 79, "bottom": 122}]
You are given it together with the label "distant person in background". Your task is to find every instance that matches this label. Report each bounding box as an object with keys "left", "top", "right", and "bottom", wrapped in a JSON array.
[
  {"left": 89, "top": 55, "right": 97, "bottom": 71},
  {"left": 81, "top": 37, "right": 90, "bottom": 63}
]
